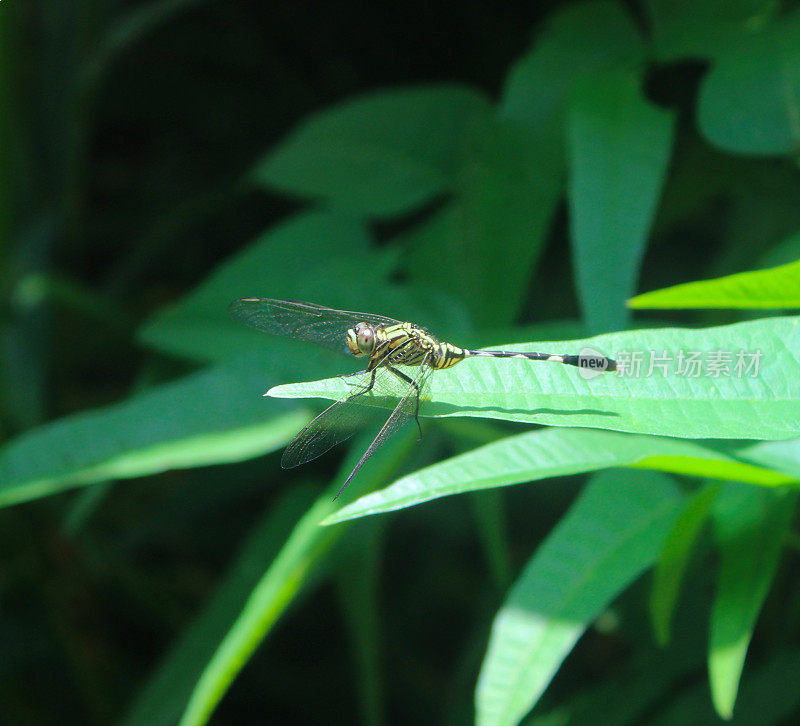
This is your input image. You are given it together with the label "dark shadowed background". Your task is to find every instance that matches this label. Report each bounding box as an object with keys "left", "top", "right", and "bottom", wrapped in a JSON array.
[{"left": 2, "top": 1, "right": 800, "bottom": 725}]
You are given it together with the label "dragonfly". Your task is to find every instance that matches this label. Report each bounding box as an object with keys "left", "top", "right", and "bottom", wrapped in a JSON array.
[{"left": 229, "top": 298, "right": 616, "bottom": 499}]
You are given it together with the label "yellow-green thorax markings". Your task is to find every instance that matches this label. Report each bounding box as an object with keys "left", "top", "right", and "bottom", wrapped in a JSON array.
[{"left": 346, "top": 321, "right": 466, "bottom": 370}]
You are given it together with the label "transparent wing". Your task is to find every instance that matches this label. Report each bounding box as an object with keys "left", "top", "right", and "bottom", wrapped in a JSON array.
[
  {"left": 280, "top": 373, "right": 380, "bottom": 469},
  {"left": 332, "top": 358, "right": 433, "bottom": 500},
  {"left": 228, "top": 298, "right": 402, "bottom": 355}
]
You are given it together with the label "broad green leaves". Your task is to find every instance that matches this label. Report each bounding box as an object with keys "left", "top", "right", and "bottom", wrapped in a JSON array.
[
  {"left": 645, "top": 0, "right": 778, "bottom": 62},
  {"left": 0, "top": 355, "right": 307, "bottom": 508},
  {"left": 139, "top": 210, "right": 470, "bottom": 365},
  {"left": 500, "top": 0, "right": 644, "bottom": 137},
  {"left": 501, "top": 1, "right": 654, "bottom": 333},
  {"left": 645, "top": 0, "right": 800, "bottom": 157},
  {"left": 140, "top": 211, "right": 373, "bottom": 363},
  {"left": 698, "top": 10, "right": 800, "bottom": 155},
  {"left": 475, "top": 470, "right": 684, "bottom": 726},
  {"left": 254, "top": 86, "right": 494, "bottom": 217},
  {"left": 252, "top": 83, "right": 563, "bottom": 326},
  {"left": 708, "top": 484, "right": 796, "bottom": 718},
  {"left": 650, "top": 483, "right": 722, "bottom": 646},
  {"left": 567, "top": 71, "right": 674, "bottom": 332},
  {"left": 175, "top": 429, "right": 416, "bottom": 726},
  {"left": 323, "top": 428, "right": 790, "bottom": 526},
  {"left": 630, "top": 259, "right": 800, "bottom": 309},
  {"left": 402, "top": 120, "right": 558, "bottom": 327},
  {"left": 9, "top": 4, "right": 800, "bottom": 725},
  {"left": 271, "top": 316, "right": 800, "bottom": 441}
]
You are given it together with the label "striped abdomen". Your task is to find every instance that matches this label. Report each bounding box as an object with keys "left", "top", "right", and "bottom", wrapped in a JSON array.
[{"left": 466, "top": 349, "right": 616, "bottom": 371}]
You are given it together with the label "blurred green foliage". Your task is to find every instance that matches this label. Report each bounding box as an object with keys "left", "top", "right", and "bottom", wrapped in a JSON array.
[{"left": 2, "top": 1, "right": 800, "bottom": 725}]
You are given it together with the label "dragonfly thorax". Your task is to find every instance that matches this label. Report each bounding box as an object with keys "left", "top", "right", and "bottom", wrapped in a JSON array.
[{"left": 346, "top": 322, "right": 378, "bottom": 357}]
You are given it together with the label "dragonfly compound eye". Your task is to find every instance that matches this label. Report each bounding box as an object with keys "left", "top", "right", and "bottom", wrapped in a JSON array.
[
  {"left": 346, "top": 323, "right": 375, "bottom": 357},
  {"left": 356, "top": 323, "right": 376, "bottom": 355}
]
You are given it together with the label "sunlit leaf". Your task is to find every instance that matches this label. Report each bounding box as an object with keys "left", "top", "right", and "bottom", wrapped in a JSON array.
[
  {"left": 475, "top": 470, "right": 683, "bottom": 726},
  {"left": 629, "top": 259, "right": 800, "bottom": 309},
  {"left": 323, "top": 428, "right": 791, "bottom": 526},
  {"left": 0, "top": 355, "right": 305, "bottom": 508},
  {"left": 271, "top": 316, "right": 800, "bottom": 441}
]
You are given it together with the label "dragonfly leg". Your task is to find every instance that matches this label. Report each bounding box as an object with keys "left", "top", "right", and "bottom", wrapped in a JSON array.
[
  {"left": 385, "top": 364, "right": 423, "bottom": 440},
  {"left": 339, "top": 369, "right": 376, "bottom": 396}
]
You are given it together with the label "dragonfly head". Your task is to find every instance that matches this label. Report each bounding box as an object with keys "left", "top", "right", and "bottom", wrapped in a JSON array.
[{"left": 346, "top": 322, "right": 377, "bottom": 357}]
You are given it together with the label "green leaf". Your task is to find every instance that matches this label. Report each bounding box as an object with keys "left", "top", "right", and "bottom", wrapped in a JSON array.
[
  {"left": 567, "top": 70, "right": 674, "bottom": 332},
  {"left": 493, "top": 1, "right": 645, "bottom": 328},
  {"left": 500, "top": 0, "right": 644, "bottom": 138},
  {"left": 252, "top": 85, "right": 494, "bottom": 217},
  {"left": 323, "top": 428, "right": 791, "bottom": 526},
  {"left": 335, "top": 516, "right": 387, "bottom": 726},
  {"left": 177, "top": 427, "right": 418, "bottom": 726},
  {"left": 698, "top": 10, "right": 800, "bottom": 155},
  {"left": 139, "top": 209, "right": 471, "bottom": 364},
  {"left": 529, "top": 611, "right": 706, "bottom": 726},
  {"left": 645, "top": 0, "right": 778, "bottom": 62},
  {"left": 708, "top": 484, "right": 796, "bottom": 719},
  {"left": 475, "top": 469, "right": 684, "bottom": 726},
  {"left": 629, "top": 259, "right": 800, "bottom": 309},
  {"left": 83, "top": 0, "right": 207, "bottom": 90},
  {"left": 739, "top": 437, "right": 800, "bottom": 480},
  {"left": 650, "top": 649, "right": 800, "bottom": 726},
  {"left": 120, "top": 485, "right": 318, "bottom": 726},
  {"left": 650, "top": 483, "right": 722, "bottom": 646},
  {"left": 271, "top": 316, "right": 800, "bottom": 441},
  {"left": 404, "top": 119, "right": 559, "bottom": 327},
  {"left": 139, "top": 211, "right": 370, "bottom": 364},
  {"left": 0, "top": 355, "right": 306, "bottom": 508}
]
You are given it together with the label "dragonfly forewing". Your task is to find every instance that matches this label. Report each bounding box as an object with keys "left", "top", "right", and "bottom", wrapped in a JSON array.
[{"left": 228, "top": 298, "right": 401, "bottom": 355}]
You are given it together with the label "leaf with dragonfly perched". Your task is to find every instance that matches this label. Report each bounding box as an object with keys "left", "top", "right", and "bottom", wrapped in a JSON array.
[
  {"left": 269, "top": 315, "right": 800, "bottom": 441},
  {"left": 229, "top": 298, "right": 616, "bottom": 497}
]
